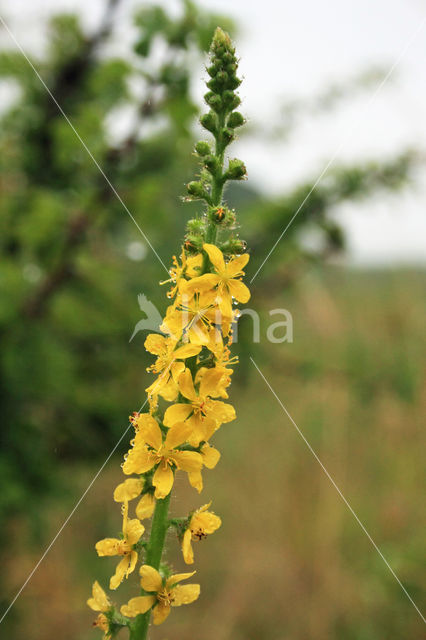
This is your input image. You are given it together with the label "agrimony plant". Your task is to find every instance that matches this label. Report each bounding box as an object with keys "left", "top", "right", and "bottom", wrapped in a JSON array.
[{"left": 88, "top": 27, "right": 249, "bottom": 639}]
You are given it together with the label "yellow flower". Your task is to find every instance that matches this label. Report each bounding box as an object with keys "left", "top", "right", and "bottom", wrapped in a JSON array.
[
  {"left": 160, "top": 249, "right": 202, "bottom": 298},
  {"left": 144, "top": 334, "right": 201, "bottom": 402},
  {"left": 187, "top": 442, "right": 221, "bottom": 493},
  {"left": 95, "top": 504, "right": 145, "bottom": 590},
  {"left": 113, "top": 476, "right": 155, "bottom": 521},
  {"left": 120, "top": 565, "right": 200, "bottom": 625},
  {"left": 122, "top": 418, "right": 202, "bottom": 498},
  {"left": 163, "top": 368, "right": 235, "bottom": 445},
  {"left": 87, "top": 581, "right": 111, "bottom": 638},
  {"left": 161, "top": 290, "right": 219, "bottom": 345},
  {"left": 182, "top": 503, "right": 222, "bottom": 564},
  {"left": 184, "top": 243, "right": 250, "bottom": 317}
]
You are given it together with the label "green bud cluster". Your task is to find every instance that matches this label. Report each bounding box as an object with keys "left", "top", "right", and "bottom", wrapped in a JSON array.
[{"left": 184, "top": 27, "right": 247, "bottom": 256}]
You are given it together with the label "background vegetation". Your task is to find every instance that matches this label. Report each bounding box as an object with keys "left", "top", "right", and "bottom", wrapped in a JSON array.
[{"left": 0, "top": 1, "right": 424, "bottom": 638}]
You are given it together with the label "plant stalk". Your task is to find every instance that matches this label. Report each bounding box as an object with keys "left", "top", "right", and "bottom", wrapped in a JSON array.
[{"left": 128, "top": 492, "right": 171, "bottom": 640}]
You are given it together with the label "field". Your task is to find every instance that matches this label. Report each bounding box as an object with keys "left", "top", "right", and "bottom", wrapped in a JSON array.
[{"left": 3, "top": 267, "right": 425, "bottom": 639}]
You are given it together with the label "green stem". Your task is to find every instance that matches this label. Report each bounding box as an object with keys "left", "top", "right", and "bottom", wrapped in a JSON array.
[
  {"left": 203, "top": 112, "right": 226, "bottom": 256},
  {"left": 128, "top": 492, "right": 171, "bottom": 640}
]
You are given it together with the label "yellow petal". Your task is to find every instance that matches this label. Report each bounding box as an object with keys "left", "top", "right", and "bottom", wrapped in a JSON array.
[
  {"left": 184, "top": 273, "right": 220, "bottom": 293},
  {"left": 182, "top": 528, "right": 194, "bottom": 564},
  {"left": 177, "top": 368, "right": 197, "bottom": 401},
  {"left": 172, "top": 584, "right": 200, "bottom": 607},
  {"left": 153, "top": 464, "right": 174, "bottom": 499},
  {"left": 166, "top": 571, "right": 196, "bottom": 589},
  {"left": 199, "top": 367, "right": 224, "bottom": 398},
  {"left": 227, "top": 278, "right": 251, "bottom": 303},
  {"left": 120, "top": 595, "right": 156, "bottom": 618},
  {"left": 152, "top": 602, "right": 171, "bottom": 625},
  {"left": 164, "top": 421, "right": 193, "bottom": 449},
  {"left": 144, "top": 334, "right": 167, "bottom": 355},
  {"left": 172, "top": 450, "right": 203, "bottom": 472},
  {"left": 95, "top": 538, "right": 120, "bottom": 557},
  {"left": 201, "top": 443, "right": 221, "bottom": 469},
  {"left": 203, "top": 243, "right": 225, "bottom": 273},
  {"left": 135, "top": 493, "right": 155, "bottom": 520},
  {"left": 122, "top": 446, "right": 155, "bottom": 475},
  {"left": 173, "top": 343, "right": 202, "bottom": 359},
  {"left": 188, "top": 469, "right": 203, "bottom": 493},
  {"left": 125, "top": 518, "right": 145, "bottom": 545},
  {"left": 110, "top": 556, "right": 130, "bottom": 590},
  {"left": 139, "top": 415, "right": 162, "bottom": 450},
  {"left": 226, "top": 252, "right": 249, "bottom": 276},
  {"left": 87, "top": 581, "right": 110, "bottom": 612},
  {"left": 113, "top": 478, "right": 143, "bottom": 503},
  {"left": 192, "top": 511, "right": 221, "bottom": 535},
  {"left": 140, "top": 565, "right": 163, "bottom": 592},
  {"left": 163, "top": 403, "right": 192, "bottom": 427},
  {"left": 209, "top": 400, "right": 235, "bottom": 424}
]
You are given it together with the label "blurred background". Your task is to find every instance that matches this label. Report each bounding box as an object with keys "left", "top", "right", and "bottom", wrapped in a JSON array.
[{"left": 0, "top": 0, "right": 425, "bottom": 638}]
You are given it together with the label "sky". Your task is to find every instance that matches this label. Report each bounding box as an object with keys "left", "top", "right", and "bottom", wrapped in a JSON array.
[{"left": 1, "top": 0, "right": 425, "bottom": 265}]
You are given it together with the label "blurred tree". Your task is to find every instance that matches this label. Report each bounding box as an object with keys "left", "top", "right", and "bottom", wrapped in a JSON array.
[{"left": 0, "top": 0, "right": 419, "bottom": 543}]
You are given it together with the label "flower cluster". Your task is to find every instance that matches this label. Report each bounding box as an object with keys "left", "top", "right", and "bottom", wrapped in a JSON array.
[{"left": 88, "top": 28, "right": 249, "bottom": 640}]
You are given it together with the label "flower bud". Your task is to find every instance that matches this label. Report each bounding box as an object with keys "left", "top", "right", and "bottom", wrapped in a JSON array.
[
  {"left": 221, "top": 127, "right": 235, "bottom": 145},
  {"left": 203, "top": 155, "right": 219, "bottom": 173},
  {"left": 200, "top": 111, "right": 217, "bottom": 133},
  {"left": 222, "top": 91, "right": 241, "bottom": 109},
  {"left": 227, "top": 111, "right": 245, "bottom": 128},
  {"left": 225, "top": 158, "right": 247, "bottom": 180},
  {"left": 204, "top": 92, "right": 222, "bottom": 112},
  {"left": 221, "top": 237, "right": 247, "bottom": 254},
  {"left": 195, "top": 141, "right": 211, "bottom": 156},
  {"left": 187, "top": 181, "right": 209, "bottom": 199}
]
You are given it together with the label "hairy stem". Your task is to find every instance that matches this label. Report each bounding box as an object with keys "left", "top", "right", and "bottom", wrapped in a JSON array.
[{"left": 129, "top": 493, "right": 171, "bottom": 640}]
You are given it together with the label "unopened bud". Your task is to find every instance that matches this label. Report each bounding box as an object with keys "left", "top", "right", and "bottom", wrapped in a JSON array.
[
  {"left": 187, "top": 181, "right": 208, "bottom": 198},
  {"left": 195, "top": 141, "right": 211, "bottom": 156},
  {"left": 200, "top": 112, "right": 217, "bottom": 133},
  {"left": 227, "top": 111, "right": 245, "bottom": 128},
  {"left": 225, "top": 158, "right": 246, "bottom": 180}
]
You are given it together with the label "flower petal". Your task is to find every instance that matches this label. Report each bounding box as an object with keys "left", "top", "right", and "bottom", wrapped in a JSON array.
[
  {"left": 87, "top": 581, "right": 110, "bottom": 612},
  {"left": 139, "top": 415, "right": 162, "bottom": 450},
  {"left": 227, "top": 278, "right": 251, "bottom": 303},
  {"left": 172, "top": 584, "right": 200, "bottom": 607},
  {"left": 192, "top": 511, "right": 221, "bottom": 535},
  {"left": 153, "top": 464, "right": 174, "bottom": 499},
  {"left": 152, "top": 602, "right": 171, "bottom": 625},
  {"left": 122, "top": 446, "right": 155, "bottom": 475},
  {"left": 144, "top": 334, "right": 167, "bottom": 355},
  {"left": 140, "top": 565, "right": 163, "bottom": 592},
  {"left": 163, "top": 403, "right": 192, "bottom": 427},
  {"left": 182, "top": 528, "right": 194, "bottom": 564},
  {"left": 172, "top": 450, "right": 203, "bottom": 472},
  {"left": 178, "top": 368, "right": 197, "bottom": 401},
  {"left": 164, "top": 421, "right": 193, "bottom": 449},
  {"left": 126, "top": 518, "right": 145, "bottom": 545},
  {"left": 110, "top": 556, "right": 129, "bottom": 590},
  {"left": 113, "top": 478, "right": 143, "bottom": 503},
  {"left": 199, "top": 367, "right": 224, "bottom": 398},
  {"left": 166, "top": 571, "right": 196, "bottom": 589},
  {"left": 136, "top": 493, "right": 155, "bottom": 520},
  {"left": 188, "top": 470, "right": 203, "bottom": 493},
  {"left": 203, "top": 243, "right": 225, "bottom": 273},
  {"left": 95, "top": 538, "right": 120, "bottom": 557},
  {"left": 201, "top": 443, "right": 221, "bottom": 469},
  {"left": 226, "top": 252, "right": 249, "bottom": 276},
  {"left": 173, "top": 343, "right": 202, "bottom": 359},
  {"left": 120, "top": 595, "right": 156, "bottom": 618}
]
